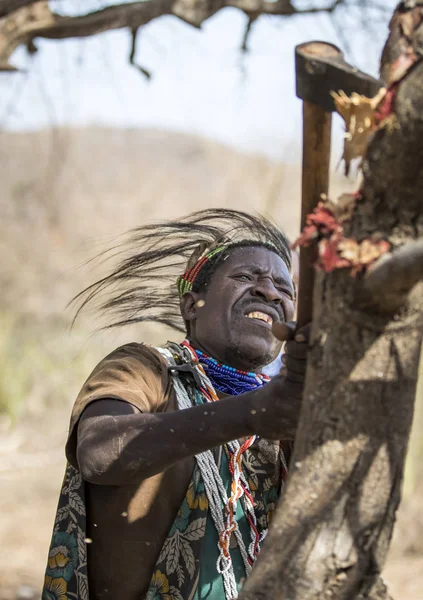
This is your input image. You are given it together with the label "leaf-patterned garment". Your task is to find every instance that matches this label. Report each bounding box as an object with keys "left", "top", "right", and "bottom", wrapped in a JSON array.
[
  {"left": 42, "top": 341, "right": 287, "bottom": 600},
  {"left": 44, "top": 441, "right": 283, "bottom": 600},
  {"left": 192, "top": 450, "right": 252, "bottom": 600},
  {"left": 42, "top": 464, "right": 89, "bottom": 600},
  {"left": 144, "top": 439, "right": 283, "bottom": 600},
  {"left": 145, "top": 465, "right": 206, "bottom": 600}
]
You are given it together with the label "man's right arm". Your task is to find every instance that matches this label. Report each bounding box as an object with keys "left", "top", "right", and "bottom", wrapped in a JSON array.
[
  {"left": 76, "top": 375, "right": 301, "bottom": 486},
  {"left": 76, "top": 324, "right": 310, "bottom": 486}
]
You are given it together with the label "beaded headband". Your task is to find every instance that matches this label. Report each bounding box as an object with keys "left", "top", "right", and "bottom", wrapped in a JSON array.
[
  {"left": 176, "top": 239, "right": 284, "bottom": 297},
  {"left": 176, "top": 245, "right": 227, "bottom": 297}
]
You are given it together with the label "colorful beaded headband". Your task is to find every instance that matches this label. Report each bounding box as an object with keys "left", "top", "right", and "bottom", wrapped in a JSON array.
[{"left": 176, "top": 245, "right": 227, "bottom": 296}]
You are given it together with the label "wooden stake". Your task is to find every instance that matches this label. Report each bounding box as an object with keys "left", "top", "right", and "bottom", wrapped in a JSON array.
[{"left": 296, "top": 101, "right": 332, "bottom": 328}]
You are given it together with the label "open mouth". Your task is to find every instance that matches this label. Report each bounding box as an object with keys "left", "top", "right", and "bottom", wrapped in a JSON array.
[{"left": 245, "top": 311, "right": 273, "bottom": 327}]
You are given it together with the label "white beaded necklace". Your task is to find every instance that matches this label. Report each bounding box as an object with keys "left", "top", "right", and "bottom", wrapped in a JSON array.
[{"left": 158, "top": 346, "right": 263, "bottom": 600}]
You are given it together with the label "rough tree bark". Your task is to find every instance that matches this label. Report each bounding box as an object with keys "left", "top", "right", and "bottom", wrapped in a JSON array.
[{"left": 239, "top": 4, "right": 423, "bottom": 600}]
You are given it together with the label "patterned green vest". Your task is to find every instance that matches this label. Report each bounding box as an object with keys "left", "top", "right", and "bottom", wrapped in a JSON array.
[{"left": 42, "top": 348, "right": 287, "bottom": 600}]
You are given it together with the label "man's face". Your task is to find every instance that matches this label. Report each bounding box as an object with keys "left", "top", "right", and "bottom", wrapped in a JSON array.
[{"left": 181, "top": 246, "right": 295, "bottom": 371}]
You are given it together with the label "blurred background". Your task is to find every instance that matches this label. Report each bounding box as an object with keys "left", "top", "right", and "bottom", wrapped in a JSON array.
[{"left": 0, "top": 1, "right": 422, "bottom": 598}]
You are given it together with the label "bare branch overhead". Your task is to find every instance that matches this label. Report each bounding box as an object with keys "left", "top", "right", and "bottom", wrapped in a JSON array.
[
  {"left": 129, "top": 26, "right": 151, "bottom": 79},
  {"left": 0, "top": 0, "right": 354, "bottom": 71},
  {"left": 0, "top": 0, "right": 41, "bottom": 19}
]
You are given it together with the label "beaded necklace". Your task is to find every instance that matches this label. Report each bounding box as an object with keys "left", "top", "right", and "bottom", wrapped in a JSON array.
[
  {"left": 176, "top": 340, "right": 275, "bottom": 593},
  {"left": 182, "top": 340, "right": 270, "bottom": 395}
]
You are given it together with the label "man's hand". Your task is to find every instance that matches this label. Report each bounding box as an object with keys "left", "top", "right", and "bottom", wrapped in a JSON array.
[
  {"left": 246, "top": 322, "right": 311, "bottom": 440},
  {"left": 273, "top": 321, "right": 311, "bottom": 385}
]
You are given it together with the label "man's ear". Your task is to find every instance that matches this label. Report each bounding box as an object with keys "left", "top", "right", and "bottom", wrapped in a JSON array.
[{"left": 180, "top": 292, "right": 203, "bottom": 322}]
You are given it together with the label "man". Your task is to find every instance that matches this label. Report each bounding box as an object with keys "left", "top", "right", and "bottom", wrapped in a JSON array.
[{"left": 43, "top": 209, "right": 309, "bottom": 600}]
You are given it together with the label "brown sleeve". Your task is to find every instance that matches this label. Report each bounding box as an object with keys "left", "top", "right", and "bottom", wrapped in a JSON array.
[{"left": 65, "top": 343, "right": 173, "bottom": 467}]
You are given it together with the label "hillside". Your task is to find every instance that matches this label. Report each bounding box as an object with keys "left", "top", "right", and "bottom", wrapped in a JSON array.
[{"left": 0, "top": 126, "right": 356, "bottom": 316}]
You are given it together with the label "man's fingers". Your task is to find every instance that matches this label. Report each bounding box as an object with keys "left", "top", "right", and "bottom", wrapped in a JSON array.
[
  {"left": 272, "top": 321, "right": 296, "bottom": 342},
  {"left": 281, "top": 355, "right": 306, "bottom": 375},
  {"left": 272, "top": 322, "right": 311, "bottom": 343},
  {"left": 286, "top": 372, "right": 306, "bottom": 383},
  {"left": 284, "top": 340, "right": 308, "bottom": 360},
  {"left": 294, "top": 323, "right": 311, "bottom": 343}
]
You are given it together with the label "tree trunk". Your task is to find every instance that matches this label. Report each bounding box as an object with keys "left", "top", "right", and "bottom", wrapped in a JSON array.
[{"left": 239, "top": 6, "right": 423, "bottom": 600}]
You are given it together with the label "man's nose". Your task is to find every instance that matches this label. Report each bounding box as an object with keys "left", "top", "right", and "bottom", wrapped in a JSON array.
[{"left": 251, "top": 279, "right": 282, "bottom": 303}]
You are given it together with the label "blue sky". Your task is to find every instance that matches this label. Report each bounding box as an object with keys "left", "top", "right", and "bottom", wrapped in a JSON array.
[{"left": 0, "top": 0, "right": 397, "bottom": 159}]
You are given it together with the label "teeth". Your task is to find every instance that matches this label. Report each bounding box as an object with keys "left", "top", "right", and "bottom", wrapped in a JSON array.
[{"left": 247, "top": 311, "right": 273, "bottom": 325}]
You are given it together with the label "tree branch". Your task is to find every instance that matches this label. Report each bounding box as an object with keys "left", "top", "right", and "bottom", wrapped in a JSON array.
[
  {"left": 357, "top": 239, "right": 423, "bottom": 313},
  {"left": 241, "top": 15, "right": 257, "bottom": 53},
  {"left": 0, "top": 0, "right": 40, "bottom": 19},
  {"left": 0, "top": 0, "right": 175, "bottom": 70},
  {"left": 129, "top": 26, "right": 151, "bottom": 79},
  {"left": 291, "top": 0, "right": 344, "bottom": 16},
  {"left": 0, "top": 0, "right": 350, "bottom": 71}
]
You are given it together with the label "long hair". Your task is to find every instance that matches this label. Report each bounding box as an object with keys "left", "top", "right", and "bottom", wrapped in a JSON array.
[{"left": 72, "top": 209, "right": 292, "bottom": 333}]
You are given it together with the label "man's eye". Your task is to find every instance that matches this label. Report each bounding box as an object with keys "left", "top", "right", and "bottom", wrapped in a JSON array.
[{"left": 234, "top": 274, "right": 253, "bottom": 282}]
